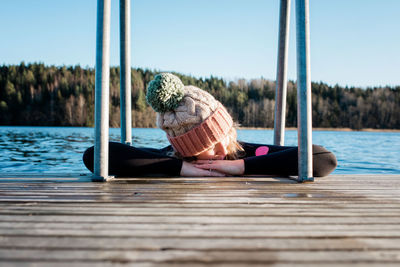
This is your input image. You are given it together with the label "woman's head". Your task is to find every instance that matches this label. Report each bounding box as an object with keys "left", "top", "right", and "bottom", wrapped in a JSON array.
[{"left": 146, "top": 73, "right": 243, "bottom": 159}]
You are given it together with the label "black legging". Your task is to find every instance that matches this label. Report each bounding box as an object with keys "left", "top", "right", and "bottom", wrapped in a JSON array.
[
  {"left": 240, "top": 143, "right": 337, "bottom": 177},
  {"left": 83, "top": 142, "right": 337, "bottom": 177}
]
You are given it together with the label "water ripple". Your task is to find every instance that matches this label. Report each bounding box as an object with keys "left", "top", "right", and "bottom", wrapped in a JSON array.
[{"left": 0, "top": 126, "right": 399, "bottom": 174}]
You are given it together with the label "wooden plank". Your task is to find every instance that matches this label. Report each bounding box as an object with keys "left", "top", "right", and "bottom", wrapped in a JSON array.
[
  {"left": 1, "top": 263, "right": 400, "bottom": 267},
  {"left": 1, "top": 188, "right": 399, "bottom": 195},
  {"left": 0, "top": 173, "right": 398, "bottom": 179},
  {"left": 0, "top": 211, "right": 399, "bottom": 218},
  {"left": 2, "top": 203, "right": 400, "bottom": 212},
  {"left": 0, "top": 249, "right": 400, "bottom": 263},
  {"left": 1, "top": 188, "right": 399, "bottom": 194},
  {"left": 2, "top": 215, "right": 400, "bottom": 224},
  {"left": 2, "top": 222, "right": 400, "bottom": 231},
  {"left": 0, "top": 193, "right": 398, "bottom": 200},
  {"left": 0, "top": 191, "right": 395, "bottom": 196},
  {"left": 0, "top": 194, "right": 398, "bottom": 200},
  {"left": 1, "top": 199, "right": 399, "bottom": 204},
  {"left": 1, "top": 207, "right": 399, "bottom": 216},
  {"left": 1, "top": 228, "right": 400, "bottom": 238},
  {"left": 1, "top": 176, "right": 399, "bottom": 183},
  {"left": 1, "top": 203, "right": 400, "bottom": 208},
  {"left": 0, "top": 197, "right": 398, "bottom": 203},
  {"left": 0, "top": 174, "right": 399, "bottom": 183},
  {"left": 1, "top": 236, "right": 400, "bottom": 250}
]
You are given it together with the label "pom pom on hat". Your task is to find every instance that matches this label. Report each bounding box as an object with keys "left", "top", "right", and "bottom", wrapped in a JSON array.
[{"left": 146, "top": 73, "right": 184, "bottom": 112}]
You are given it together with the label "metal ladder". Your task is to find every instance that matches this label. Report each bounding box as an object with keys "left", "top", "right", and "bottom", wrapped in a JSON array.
[{"left": 93, "top": 0, "right": 314, "bottom": 182}]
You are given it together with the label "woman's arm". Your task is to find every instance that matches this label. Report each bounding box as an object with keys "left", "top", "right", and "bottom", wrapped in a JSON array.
[
  {"left": 181, "top": 161, "right": 226, "bottom": 177},
  {"left": 195, "top": 159, "right": 245, "bottom": 175}
]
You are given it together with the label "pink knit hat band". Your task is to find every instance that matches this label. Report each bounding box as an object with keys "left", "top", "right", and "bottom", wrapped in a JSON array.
[{"left": 167, "top": 104, "right": 233, "bottom": 157}]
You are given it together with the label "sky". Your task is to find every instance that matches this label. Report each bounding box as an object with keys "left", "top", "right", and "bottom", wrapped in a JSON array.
[{"left": 1, "top": 0, "right": 399, "bottom": 87}]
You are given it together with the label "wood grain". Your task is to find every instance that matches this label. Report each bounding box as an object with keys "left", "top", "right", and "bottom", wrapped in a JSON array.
[{"left": 0, "top": 173, "right": 399, "bottom": 266}]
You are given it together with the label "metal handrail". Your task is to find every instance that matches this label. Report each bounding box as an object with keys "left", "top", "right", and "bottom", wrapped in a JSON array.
[
  {"left": 295, "top": 0, "right": 313, "bottom": 182},
  {"left": 93, "top": 0, "right": 111, "bottom": 181},
  {"left": 120, "top": 0, "right": 132, "bottom": 146},
  {"left": 274, "top": 0, "right": 313, "bottom": 182},
  {"left": 274, "top": 0, "right": 290, "bottom": 147}
]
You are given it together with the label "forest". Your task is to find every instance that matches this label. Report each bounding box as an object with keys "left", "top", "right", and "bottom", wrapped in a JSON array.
[{"left": 0, "top": 62, "right": 399, "bottom": 129}]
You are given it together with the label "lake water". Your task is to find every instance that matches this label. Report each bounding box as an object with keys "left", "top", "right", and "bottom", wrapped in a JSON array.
[{"left": 0, "top": 126, "right": 399, "bottom": 174}]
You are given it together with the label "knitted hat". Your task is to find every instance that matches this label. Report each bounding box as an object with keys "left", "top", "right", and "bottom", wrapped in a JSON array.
[{"left": 146, "top": 73, "right": 233, "bottom": 157}]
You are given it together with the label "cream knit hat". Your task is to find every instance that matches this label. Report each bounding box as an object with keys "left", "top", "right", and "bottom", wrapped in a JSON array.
[{"left": 146, "top": 73, "right": 233, "bottom": 157}]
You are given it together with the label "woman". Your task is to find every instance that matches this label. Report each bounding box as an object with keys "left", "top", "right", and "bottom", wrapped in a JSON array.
[{"left": 83, "top": 73, "right": 337, "bottom": 177}]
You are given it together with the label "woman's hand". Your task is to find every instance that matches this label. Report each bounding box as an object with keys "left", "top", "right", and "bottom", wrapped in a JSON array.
[
  {"left": 180, "top": 161, "right": 226, "bottom": 177},
  {"left": 194, "top": 159, "right": 245, "bottom": 176}
]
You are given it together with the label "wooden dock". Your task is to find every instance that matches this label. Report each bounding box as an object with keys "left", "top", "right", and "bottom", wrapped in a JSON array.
[{"left": 0, "top": 173, "right": 400, "bottom": 266}]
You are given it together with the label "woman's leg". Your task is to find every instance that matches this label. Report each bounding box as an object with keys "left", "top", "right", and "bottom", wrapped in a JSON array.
[
  {"left": 244, "top": 144, "right": 337, "bottom": 177},
  {"left": 82, "top": 142, "right": 182, "bottom": 177}
]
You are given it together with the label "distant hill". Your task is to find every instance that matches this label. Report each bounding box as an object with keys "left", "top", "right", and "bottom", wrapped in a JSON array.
[{"left": 0, "top": 62, "right": 399, "bottom": 129}]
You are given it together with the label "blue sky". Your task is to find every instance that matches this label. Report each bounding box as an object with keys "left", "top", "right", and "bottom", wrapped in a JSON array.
[{"left": 1, "top": 0, "right": 399, "bottom": 87}]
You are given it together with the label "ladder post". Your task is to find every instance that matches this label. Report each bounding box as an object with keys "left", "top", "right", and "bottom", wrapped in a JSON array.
[
  {"left": 93, "top": 0, "right": 113, "bottom": 182},
  {"left": 295, "top": 0, "right": 313, "bottom": 182},
  {"left": 273, "top": 0, "right": 291, "bottom": 146},
  {"left": 119, "top": 0, "right": 132, "bottom": 145}
]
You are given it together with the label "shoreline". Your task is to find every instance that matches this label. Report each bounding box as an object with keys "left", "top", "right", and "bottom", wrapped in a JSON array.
[
  {"left": 0, "top": 125, "right": 399, "bottom": 132},
  {"left": 237, "top": 127, "right": 400, "bottom": 132}
]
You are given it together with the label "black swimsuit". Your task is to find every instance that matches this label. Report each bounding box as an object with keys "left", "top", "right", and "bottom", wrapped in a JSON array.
[{"left": 83, "top": 142, "right": 337, "bottom": 177}]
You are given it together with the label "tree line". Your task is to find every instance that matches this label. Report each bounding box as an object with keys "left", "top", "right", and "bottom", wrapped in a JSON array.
[{"left": 0, "top": 62, "right": 399, "bottom": 129}]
